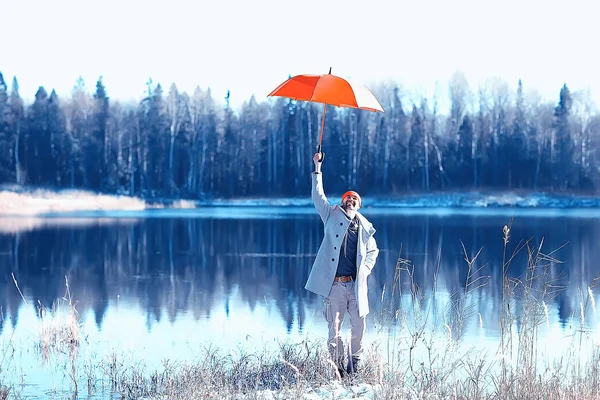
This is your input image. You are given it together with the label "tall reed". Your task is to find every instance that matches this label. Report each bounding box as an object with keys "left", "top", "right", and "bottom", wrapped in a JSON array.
[
  {"left": 5, "top": 224, "right": 600, "bottom": 399},
  {"left": 367, "top": 221, "right": 600, "bottom": 400}
]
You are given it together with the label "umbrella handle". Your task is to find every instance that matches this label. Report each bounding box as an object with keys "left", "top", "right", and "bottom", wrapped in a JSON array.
[
  {"left": 317, "top": 103, "right": 326, "bottom": 162},
  {"left": 317, "top": 145, "right": 325, "bottom": 162}
]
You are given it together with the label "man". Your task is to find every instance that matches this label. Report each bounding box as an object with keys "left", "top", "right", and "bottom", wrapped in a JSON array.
[{"left": 305, "top": 152, "right": 379, "bottom": 377}]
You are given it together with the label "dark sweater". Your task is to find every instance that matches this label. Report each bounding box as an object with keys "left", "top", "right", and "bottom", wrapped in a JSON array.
[{"left": 336, "top": 215, "right": 359, "bottom": 279}]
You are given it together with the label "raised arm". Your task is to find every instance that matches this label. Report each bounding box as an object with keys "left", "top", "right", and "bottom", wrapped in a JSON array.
[{"left": 311, "top": 152, "right": 333, "bottom": 223}]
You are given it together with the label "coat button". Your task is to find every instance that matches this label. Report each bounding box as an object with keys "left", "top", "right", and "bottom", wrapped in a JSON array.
[
  {"left": 331, "top": 258, "right": 335, "bottom": 262},
  {"left": 336, "top": 234, "right": 339, "bottom": 237},
  {"left": 334, "top": 247, "right": 337, "bottom": 250},
  {"left": 340, "top": 223, "right": 343, "bottom": 226}
]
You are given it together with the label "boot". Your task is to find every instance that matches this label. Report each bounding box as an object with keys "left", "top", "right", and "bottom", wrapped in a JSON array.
[
  {"left": 335, "top": 360, "right": 347, "bottom": 380},
  {"left": 337, "top": 365, "right": 346, "bottom": 379},
  {"left": 346, "top": 356, "right": 359, "bottom": 375}
]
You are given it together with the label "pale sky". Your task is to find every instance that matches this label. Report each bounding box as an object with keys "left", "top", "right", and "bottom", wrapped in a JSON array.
[{"left": 2, "top": 0, "right": 599, "bottom": 113}]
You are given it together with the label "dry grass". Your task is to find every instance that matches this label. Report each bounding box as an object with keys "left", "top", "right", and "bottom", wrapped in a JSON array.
[
  {"left": 4, "top": 223, "right": 600, "bottom": 399},
  {"left": 97, "top": 340, "right": 362, "bottom": 399},
  {"left": 363, "top": 220, "right": 600, "bottom": 400},
  {"left": 91, "top": 221, "right": 600, "bottom": 399},
  {"left": 10, "top": 274, "right": 83, "bottom": 398},
  {"left": 0, "top": 313, "right": 14, "bottom": 400},
  {"left": 37, "top": 277, "right": 82, "bottom": 360}
]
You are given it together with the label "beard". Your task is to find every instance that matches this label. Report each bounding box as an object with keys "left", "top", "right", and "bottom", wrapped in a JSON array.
[{"left": 342, "top": 201, "right": 357, "bottom": 211}]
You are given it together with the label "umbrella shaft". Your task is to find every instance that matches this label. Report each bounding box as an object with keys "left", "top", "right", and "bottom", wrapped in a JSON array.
[{"left": 319, "top": 103, "right": 327, "bottom": 146}]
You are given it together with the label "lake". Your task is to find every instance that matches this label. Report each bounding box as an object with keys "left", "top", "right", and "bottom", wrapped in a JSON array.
[{"left": 1, "top": 206, "right": 600, "bottom": 398}]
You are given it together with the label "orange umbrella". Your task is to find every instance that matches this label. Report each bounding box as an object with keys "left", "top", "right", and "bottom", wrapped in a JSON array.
[{"left": 268, "top": 68, "right": 384, "bottom": 161}]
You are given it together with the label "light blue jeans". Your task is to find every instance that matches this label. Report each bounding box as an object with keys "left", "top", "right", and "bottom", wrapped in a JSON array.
[{"left": 323, "top": 280, "right": 365, "bottom": 365}]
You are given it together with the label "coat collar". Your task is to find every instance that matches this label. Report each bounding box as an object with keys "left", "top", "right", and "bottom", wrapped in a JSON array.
[
  {"left": 356, "top": 211, "right": 376, "bottom": 236},
  {"left": 335, "top": 205, "right": 376, "bottom": 236}
]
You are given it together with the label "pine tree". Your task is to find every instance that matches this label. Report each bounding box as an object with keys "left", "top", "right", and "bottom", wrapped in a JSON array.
[
  {"left": 7, "top": 77, "right": 24, "bottom": 184},
  {"left": 409, "top": 104, "right": 425, "bottom": 190},
  {"left": 0, "top": 72, "right": 10, "bottom": 181},
  {"left": 457, "top": 114, "right": 474, "bottom": 187},
  {"left": 553, "top": 83, "right": 573, "bottom": 190},
  {"left": 47, "top": 90, "right": 67, "bottom": 184},
  {"left": 511, "top": 79, "right": 529, "bottom": 188},
  {"left": 92, "top": 77, "right": 109, "bottom": 189},
  {"left": 26, "top": 87, "right": 50, "bottom": 184}
]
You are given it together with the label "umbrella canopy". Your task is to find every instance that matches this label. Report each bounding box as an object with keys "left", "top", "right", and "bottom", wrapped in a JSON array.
[
  {"left": 268, "top": 72, "right": 384, "bottom": 112},
  {"left": 268, "top": 68, "right": 384, "bottom": 161}
]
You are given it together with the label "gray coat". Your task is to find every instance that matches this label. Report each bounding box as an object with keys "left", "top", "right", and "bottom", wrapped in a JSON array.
[{"left": 305, "top": 172, "right": 379, "bottom": 317}]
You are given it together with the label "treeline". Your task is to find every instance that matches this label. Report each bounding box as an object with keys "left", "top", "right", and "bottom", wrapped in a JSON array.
[{"left": 0, "top": 71, "right": 599, "bottom": 199}]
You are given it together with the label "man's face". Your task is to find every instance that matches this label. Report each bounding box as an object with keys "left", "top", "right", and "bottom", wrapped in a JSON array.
[{"left": 342, "top": 194, "right": 360, "bottom": 211}]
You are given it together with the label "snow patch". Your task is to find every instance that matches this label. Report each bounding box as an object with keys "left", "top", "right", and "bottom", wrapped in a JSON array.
[
  {"left": 202, "top": 192, "right": 600, "bottom": 209},
  {"left": 1, "top": 187, "right": 600, "bottom": 218},
  {"left": 169, "top": 199, "right": 199, "bottom": 209},
  {"left": 0, "top": 188, "right": 146, "bottom": 216},
  {"left": 249, "top": 382, "right": 378, "bottom": 400}
]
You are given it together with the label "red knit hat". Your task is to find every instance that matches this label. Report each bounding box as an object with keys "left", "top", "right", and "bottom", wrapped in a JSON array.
[{"left": 342, "top": 191, "right": 362, "bottom": 206}]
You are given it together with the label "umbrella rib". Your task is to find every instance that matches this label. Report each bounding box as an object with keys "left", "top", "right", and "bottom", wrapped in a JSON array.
[{"left": 309, "top": 74, "right": 328, "bottom": 103}]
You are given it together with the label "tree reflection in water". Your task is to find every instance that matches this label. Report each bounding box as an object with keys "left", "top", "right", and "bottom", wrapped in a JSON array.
[{"left": 0, "top": 210, "right": 598, "bottom": 343}]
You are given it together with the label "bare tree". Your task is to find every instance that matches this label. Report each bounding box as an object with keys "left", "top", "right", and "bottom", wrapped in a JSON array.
[{"left": 448, "top": 71, "right": 471, "bottom": 141}]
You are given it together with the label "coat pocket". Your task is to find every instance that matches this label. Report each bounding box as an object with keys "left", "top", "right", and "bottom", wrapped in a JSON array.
[{"left": 322, "top": 298, "right": 333, "bottom": 323}]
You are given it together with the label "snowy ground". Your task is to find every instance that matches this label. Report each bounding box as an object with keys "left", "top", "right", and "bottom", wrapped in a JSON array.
[
  {"left": 0, "top": 187, "right": 147, "bottom": 215},
  {"left": 0, "top": 186, "right": 599, "bottom": 218},
  {"left": 202, "top": 191, "right": 600, "bottom": 209},
  {"left": 246, "top": 382, "right": 379, "bottom": 400}
]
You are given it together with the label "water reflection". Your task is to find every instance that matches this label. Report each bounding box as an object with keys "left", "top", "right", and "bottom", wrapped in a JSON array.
[{"left": 0, "top": 210, "right": 599, "bottom": 343}]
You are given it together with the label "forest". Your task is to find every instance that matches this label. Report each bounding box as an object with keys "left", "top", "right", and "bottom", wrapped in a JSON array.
[{"left": 0, "top": 71, "right": 598, "bottom": 199}]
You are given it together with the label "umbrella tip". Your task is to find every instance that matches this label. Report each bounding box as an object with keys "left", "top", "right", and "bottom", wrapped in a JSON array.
[{"left": 328, "top": 67, "right": 332, "bottom": 74}]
